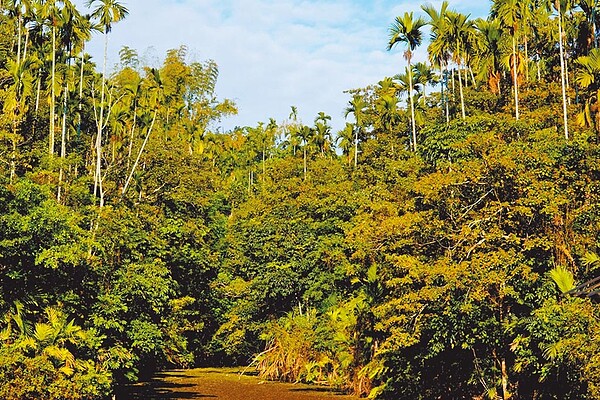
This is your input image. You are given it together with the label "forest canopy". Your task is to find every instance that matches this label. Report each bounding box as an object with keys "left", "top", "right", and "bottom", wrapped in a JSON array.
[{"left": 1, "top": 0, "right": 600, "bottom": 399}]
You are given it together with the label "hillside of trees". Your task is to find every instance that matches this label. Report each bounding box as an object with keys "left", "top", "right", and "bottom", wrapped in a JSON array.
[{"left": 2, "top": 0, "right": 600, "bottom": 399}]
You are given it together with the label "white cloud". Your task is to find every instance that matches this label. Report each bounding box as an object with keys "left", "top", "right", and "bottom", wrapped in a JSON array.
[{"left": 74, "top": 0, "right": 490, "bottom": 131}]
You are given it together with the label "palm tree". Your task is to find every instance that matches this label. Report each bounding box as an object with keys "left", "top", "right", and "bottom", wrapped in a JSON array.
[
  {"left": 5, "top": 0, "right": 33, "bottom": 67},
  {"left": 518, "top": 0, "right": 534, "bottom": 81},
  {"left": 337, "top": 123, "right": 355, "bottom": 165},
  {"left": 474, "top": 18, "right": 503, "bottom": 94},
  {"left": 263, "top": 118, "right": 278, "bottom": 175},
  {"left": 375, "top": 77, "right": 401, "bottom": 137},
  {"left": 377, "top": 94, "right": 402, "bottom": 138},
  {"left": 344, "top": 94, "right": 368, "bottom": 167},
  {"left": 286, "top": 106, "right": 301, "bottom": 156},
  {"left": 298, "top": 125, "right": 313, "bottom": 180},
  {"left": 394, "top": 67, "right": 421, "bottom": 142},
  {"left": 77, "top": 14, "right": 99, "bottom": 130},
  {"left": 413, "top": 61, "right": 438, "bottom": 98},
  {"left": 86, "top": 0, "right": 129, "bottom": 206},
  {"left": 313, "top": 111, "right": 332, "bottom": 156},
  {"left": 423, "top": 1, "right": 451, "bottom": 123},
  {"left": 444, "top": 10, "right": 477, "bottom": 120},
  {"left": 41, "top": 0, "right": 61, "bottom": 156},
  {"left": 575, "top": 48, "right": 600, "bottom": 130},
  {"left": 57, "top": 0, "right": 86, "bottom": 202},
  {"left": 492, "top": 0, "right": 523, "bottom": 120},
  {"left": 388, "top": 12, "right": 426, "bottom": 152}
]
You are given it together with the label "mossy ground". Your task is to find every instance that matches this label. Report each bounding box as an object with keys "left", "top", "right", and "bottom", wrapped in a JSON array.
[{"left": 118, "top": 367, "right": 360, "bottom": 400}]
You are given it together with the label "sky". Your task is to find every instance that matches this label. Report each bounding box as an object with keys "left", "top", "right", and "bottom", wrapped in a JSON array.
[{"left": 74, "top": 0, "right": 491, "bottom": 132}]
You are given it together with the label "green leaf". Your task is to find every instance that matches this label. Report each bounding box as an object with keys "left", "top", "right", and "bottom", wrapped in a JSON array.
[{"left": 548, "top": 266, "right": 575, "bottom": 294}]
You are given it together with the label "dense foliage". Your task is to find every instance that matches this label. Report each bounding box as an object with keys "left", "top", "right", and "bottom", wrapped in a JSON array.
[{"left": 3, "top": 0, "right": 600, "bottom": 399}]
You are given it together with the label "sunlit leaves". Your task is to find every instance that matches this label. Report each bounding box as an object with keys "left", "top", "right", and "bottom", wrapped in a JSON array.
[{"left": 548, "top": 265, "right": 575, "bottom": 294}]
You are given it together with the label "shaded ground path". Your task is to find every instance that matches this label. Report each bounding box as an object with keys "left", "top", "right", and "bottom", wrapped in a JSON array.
[{"left": 117, "top": 368, "right": 360, "bottom": 400}]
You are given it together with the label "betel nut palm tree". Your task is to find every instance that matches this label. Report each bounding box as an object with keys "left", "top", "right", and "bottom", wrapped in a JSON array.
[
  {"left": 86, "top": 0, "right": 129, "bottom": 207},
  {"left": 423, "top": 1, "right": 451, "bottom": 123},
  {"left": 344, "top": 94, "right": 367, "bottom": 166},
  {"left": 492, "top": 0, "right": 522, "bottom": 120},
  {"left": 388, "top": 11, "right": 426, "bottom": 152}
]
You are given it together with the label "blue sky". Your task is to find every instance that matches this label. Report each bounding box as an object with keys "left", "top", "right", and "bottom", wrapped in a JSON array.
[{"left": 75, "top": 0, "right": 491, "bottom": 132}]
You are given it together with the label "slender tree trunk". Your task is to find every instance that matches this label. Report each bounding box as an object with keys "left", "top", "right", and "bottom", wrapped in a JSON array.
[
  {"left": 594, "top": 17, "right": 598, "bottom": 48},
  {"left": 457, "top": 48, "right": 466, "bottom": 119},
  {"left": 354, "top": 127, "right": 358, "bottom": 168},
  {"left": 558, "top": 3, "right": 569, "bottom": 139},
  {"left": 94, "top": 33, "right": 109, "bottom": 207},
  {"left": 512, "top": 35, "right": 520, "bottom": 120},
  {"left": 304, "top": 145, "right": 308, "bottom": 179},
  {"left": 443, "top": 63, "right": 450, "bottom": 124},
  {"left": 408, "top": 58, "right": 417, "bottom": 152},
  {"left": 16, "top": 14, "right": 22, "bottom": 66},
  {"left": 57, "top": 82, "right": 68, "bottom": 202},
  {"left": 50, "top": 25, "right": 56, "bottom": 155},
  {"left": 78, "top": 43, "right": 85, "bottom": 137},
  {"left": 23, "top": 27, "right": 29, "bottom": 64},
  {"left": 524, "top": 36, "right": 529, "bottom": 82},
  {"left": 451, "top": 67, "right": 455, "bottom": 96},
  {"left": 501, "top": 358, "right": 509, "bottom": 400},
  {"left": 35, "top": 72, "right": 41, "bottom": 113}
]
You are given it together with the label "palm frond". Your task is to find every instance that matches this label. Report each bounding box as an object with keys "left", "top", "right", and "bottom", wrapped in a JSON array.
[{"left": 548, "top": 266, "right": 575, "bottom": 294}]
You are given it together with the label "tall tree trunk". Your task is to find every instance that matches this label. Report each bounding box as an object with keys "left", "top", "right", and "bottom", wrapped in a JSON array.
[
  {"left": 35, "top": 72, "right": 41, "bottom": 113},
  {"left": 443, "top": 63, "right": 450, "bottom": 124},
  {"left": 16, "top": 14, "right": 22, "bottom": 66},
  {"left": 558, "top": 3, "right": 569, "bottom": 139},
  {"left": 451, "top": 67, "right": 455, "bottom": 97},
  {"left": 49, "top": 25, "right": 56, "bottom": 155},
  {"left": 57, "top": 82, "right": 68, "bottom": 202},
  {"left": 94, "top": 32, "right": 109, "bottom": 207},
  {"left": 594, "top": 17, "right": 598, "bottom": 48},
  {"left": 354, "top": 127, "right": 358, "bottom": 168},
  {"left": 512, "top": 35, "right": 520, "bottom": 120},
  {"left": 524, "top": 36, "right": 529, "bottom": 82},
  {"left": 304, "top": 145, "right": 308, "bottom": 179},
  {"left": 457, "top": 48, "right": 466, "bottom": 119},
  {"left": 78, "top": 43, "right": 85, "bottom": 137},
  {"left": 408, "top": 57, "right": 417, "bottom": 152},
  {"left": 501, "top": 358, "right": 509, "bottom": 400}
]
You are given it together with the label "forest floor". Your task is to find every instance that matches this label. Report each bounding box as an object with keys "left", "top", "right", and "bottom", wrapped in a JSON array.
[{"left": 117, "top": 367, "right": 360, "bottom": 400}]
